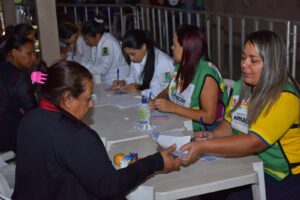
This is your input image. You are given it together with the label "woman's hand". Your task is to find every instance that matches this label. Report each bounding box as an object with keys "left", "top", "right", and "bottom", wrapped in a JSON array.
[
  {"left": 111, "top": 80, "right": 126, "bottom": 89},
  {"left": 178, "top": 141, "right": 204, "bottom": 166},
  {"left": 122, "top": 83, "right": 140, "bottom": 94},
  {"left": 194, "top": 131, "right": 214, "bottom": 141},
  {"left": 154, "top": 98, "right": 174, "bottom": 113},
  {"left": 148, "top": 99, "right": 156, "bottom": 112},
  {"left": 160, "top": 144, "right": 181, "bottom": 173}
]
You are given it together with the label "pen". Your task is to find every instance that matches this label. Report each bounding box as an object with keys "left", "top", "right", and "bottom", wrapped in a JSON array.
[
  {"left": 117, "top": 68, "right": 119, "bottom": 82},
  {"left": 116, "top": 68, "right": 120, "bottom": 88},
  {"left": 200, "top": 116, "right": 207, "bottom": 140},
  {"left": 200, "top": 116, "right": 205, "bottom": 131},
  {"left": 148, "top": 92, "right": 152, "bottom": 101}
]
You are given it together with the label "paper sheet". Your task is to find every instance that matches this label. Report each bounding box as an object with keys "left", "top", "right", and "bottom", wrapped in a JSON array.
[{"left": 157, "top": 134, "right": 191, "bottom": 157}]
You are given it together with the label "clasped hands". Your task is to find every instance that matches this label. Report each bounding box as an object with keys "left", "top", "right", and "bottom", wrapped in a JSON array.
[
  {"left": 149, "top": 98, "right": 176, "bottom": 113},
  {"left": 162, "top": 131, "right": 212, "bottom": 170}
]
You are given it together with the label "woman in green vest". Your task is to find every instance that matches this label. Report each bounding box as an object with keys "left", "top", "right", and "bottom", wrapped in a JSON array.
[
  {"left": 152, "top": 24, "right": 228, "bottom": 132},
  {"left": 180, "top": 30, "right": 300, "bottom": 200}
]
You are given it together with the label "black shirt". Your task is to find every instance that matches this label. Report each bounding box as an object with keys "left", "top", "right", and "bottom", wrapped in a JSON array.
[
  {"left": 13, "top": 101, "right": 164, "bottom": 200},
  {"left": 0, "top": 61, "right": 37, "bottom": 151}
]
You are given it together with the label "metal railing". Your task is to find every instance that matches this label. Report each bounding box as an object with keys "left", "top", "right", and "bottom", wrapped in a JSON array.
[
  {"left": 15, "top": 3, "right": 299, "bottom": 80},
  {"left": 135, "top": 5, "right": 298, "bottom": 80}
]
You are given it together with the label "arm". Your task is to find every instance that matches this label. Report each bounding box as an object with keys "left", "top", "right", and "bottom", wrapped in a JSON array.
[
  {"left": 156, "top": 87, "right": 169, "bottom": 99},
  {"left": 180, "top": 133, "right": 268, "bottom": 166},
  {"left": 180, "top": 92, "right": 299, "bottom": 166},
  {"left": 149, "top": 87, "right": 169, "bottom": 110},
  {"left": 112, "top": 63, "right": 135, "bottom": 89},
  {"left": 73, "top": 37, "right": 92, "bottom": 64},
  {"left": 154, "top": 76, "right": 219, "bottom": 124},
  {"left": 211, "top": 120, "right": 233, "bottom": 137},
  {"left": 195, "top": 120, "right": 233, "bottom": 140},
  {"left": 64, "top": 129, "right": 179, "bottom": 199}
]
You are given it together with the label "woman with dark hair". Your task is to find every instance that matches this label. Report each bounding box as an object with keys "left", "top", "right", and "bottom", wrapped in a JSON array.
[
  {"left": 0, "top": 23, "right": 37, "bottom": 63},
  {"left": 58, "top": 22, "right": 79, "bottom": 60},
  {"left": 58, "top": 22, "right": 92, "bottom": 64},
  {"left": 180, "top": 30, "right": 300, "bottom": 200},
  {"left": 111, "top": 29, "right": 174, "bottom": 97},
  {"left": 13, "top": 23, "right": 36, "bottom": 42},
  {"left": 12, "top": 60, "right": 180, "bottom": 200},
  {"left": 0, "top": 35, "right": 37, "bottom": 152},
  {"left": 152, "top": 24, "right": 228, "bottom": 132},
  {"left": 81, "top": 16, "right": 129, "bottom": 85}
]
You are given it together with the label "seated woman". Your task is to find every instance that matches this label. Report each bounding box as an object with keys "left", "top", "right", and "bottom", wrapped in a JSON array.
[
  {"left": 81, "top": 16, "right": 129, "bottom": 85},
  {"left": 58, "top": 22, "right": 79, "bottom": 60},
  {"left": 151, "top": 24, "right": 228, "bottom": 131},
  {"left": 111, "top": 29, "right": 174, "bottom": 98},
  {"left": 0, "top": 36, "right": 37, "bottom": 152},
  {"left": 180, "top": 30, "right": 300, "bottom": 200},
  {"left": 12, "top": 60, "right": 180, "bottom": 200},
  {"left": 58, "top": 21, "right": 93, "bottom": 64}
]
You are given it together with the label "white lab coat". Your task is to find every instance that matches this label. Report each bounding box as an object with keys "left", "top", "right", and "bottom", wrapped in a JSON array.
[
  {"left": 68, "top": 36, "right": 93, "bottom": 64},
  {"left": 80, "top": 33, "right": 129, "bottom": 85},
  {"left": 124, "top": 48, "right": 174, "bottom": 98}
]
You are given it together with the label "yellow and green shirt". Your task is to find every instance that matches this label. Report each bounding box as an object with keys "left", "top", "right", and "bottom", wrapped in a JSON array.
[{"left": 225, "top": 80, "right": 300, "bottom": 180}]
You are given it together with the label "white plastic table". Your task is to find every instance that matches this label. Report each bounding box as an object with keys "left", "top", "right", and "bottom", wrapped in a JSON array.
[
  {"left": 108, "top": 137, "right": 266, "bottom": 200},
  {"left": 84, "top": 105, "right": 187, "bottom": 151}
]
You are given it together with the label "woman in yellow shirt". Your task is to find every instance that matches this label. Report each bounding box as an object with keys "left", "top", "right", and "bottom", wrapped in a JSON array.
[{"left": 180, "top": 30, "right": 300, "bottom": 200}]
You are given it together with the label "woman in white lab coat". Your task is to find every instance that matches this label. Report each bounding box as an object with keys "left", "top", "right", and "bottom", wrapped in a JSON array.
[
  {"left": 58, "top": 22, "right": 79, "bottom": 60},
  {"left": 58, "top": 22, "right": 93, "bottom": 64},
  {"left": 81, "top": 16, "right": 129, "bottom": 85},
  {"left": 112, "top": 29, "right": 174, "bottom": 98}
]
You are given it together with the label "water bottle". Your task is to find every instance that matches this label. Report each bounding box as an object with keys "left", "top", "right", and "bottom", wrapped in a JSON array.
[{"left": 139, "top": 96, "right": 151, "bottom": 130}]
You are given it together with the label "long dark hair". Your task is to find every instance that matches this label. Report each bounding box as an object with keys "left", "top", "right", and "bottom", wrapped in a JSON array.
[
  {"left": 39, "top": 60, "right": 92, "bottom": 106},
  {"left": 81, "top": 16, "right": 106, "bottom": 37},
  {"left": 122, "top": 29, "right": 155, "bottom": 90},
  {"left": 58, "top": 22, "right": 78, "bottom": 43},
  {"left": 175, "top": 24, "right": 208, "bottom": 91}
]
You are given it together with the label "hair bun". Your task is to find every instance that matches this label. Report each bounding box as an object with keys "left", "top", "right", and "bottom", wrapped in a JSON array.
[{"left": 94, "top": 17, "right": 104, "bottom": 24}]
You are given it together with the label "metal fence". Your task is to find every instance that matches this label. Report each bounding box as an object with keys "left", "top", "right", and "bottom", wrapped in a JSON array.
[{"left": 16, "top": 3, "right": 299, "bottom": 80}]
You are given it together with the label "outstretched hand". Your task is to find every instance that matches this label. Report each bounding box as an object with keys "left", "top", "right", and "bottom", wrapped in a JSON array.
[
  {"left": 178, "top": 141, "right": 203, "bottom": 166},
  {"left": 160, "top": 144, "right": 181, "bottom": 173}
]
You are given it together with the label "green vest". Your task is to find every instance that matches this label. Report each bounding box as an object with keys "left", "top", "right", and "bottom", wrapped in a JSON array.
[{"left": 169, "top": 59, "right": 228, "bottom": 131}]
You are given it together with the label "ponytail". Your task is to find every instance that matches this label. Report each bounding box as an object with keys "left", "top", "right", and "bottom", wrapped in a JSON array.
[{"left": 122, "top": 29, "right": 156, "bottom": 90}]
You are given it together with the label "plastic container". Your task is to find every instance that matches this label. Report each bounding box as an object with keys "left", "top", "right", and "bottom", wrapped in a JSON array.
[
  {"left": 139, "top": 96, "right": 151, "bottom": 130},
  {"left": 113, "top": 152, "right": 138, "bottom": 168}
]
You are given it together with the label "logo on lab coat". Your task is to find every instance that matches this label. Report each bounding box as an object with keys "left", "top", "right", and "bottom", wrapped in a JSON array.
[
  {"left": 102, "top": 47, "right": 109, "bottom": 56},
  {"left": 164, "top": 72, "right": 172, "bottom": 83}
]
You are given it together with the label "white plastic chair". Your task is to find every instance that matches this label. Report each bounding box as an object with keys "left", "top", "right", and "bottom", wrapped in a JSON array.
[
  {"left": 223, "top": 78, "right": 236, "bottom": 97},
  {"left": 0, "top": 152, "right": 15, "bottom": 163},
  {"left": 0, "top": 158, "right": 14, "bottom": 200},
  {"left": 0, "top": 173, "right": 12, "bottom": 200}
]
